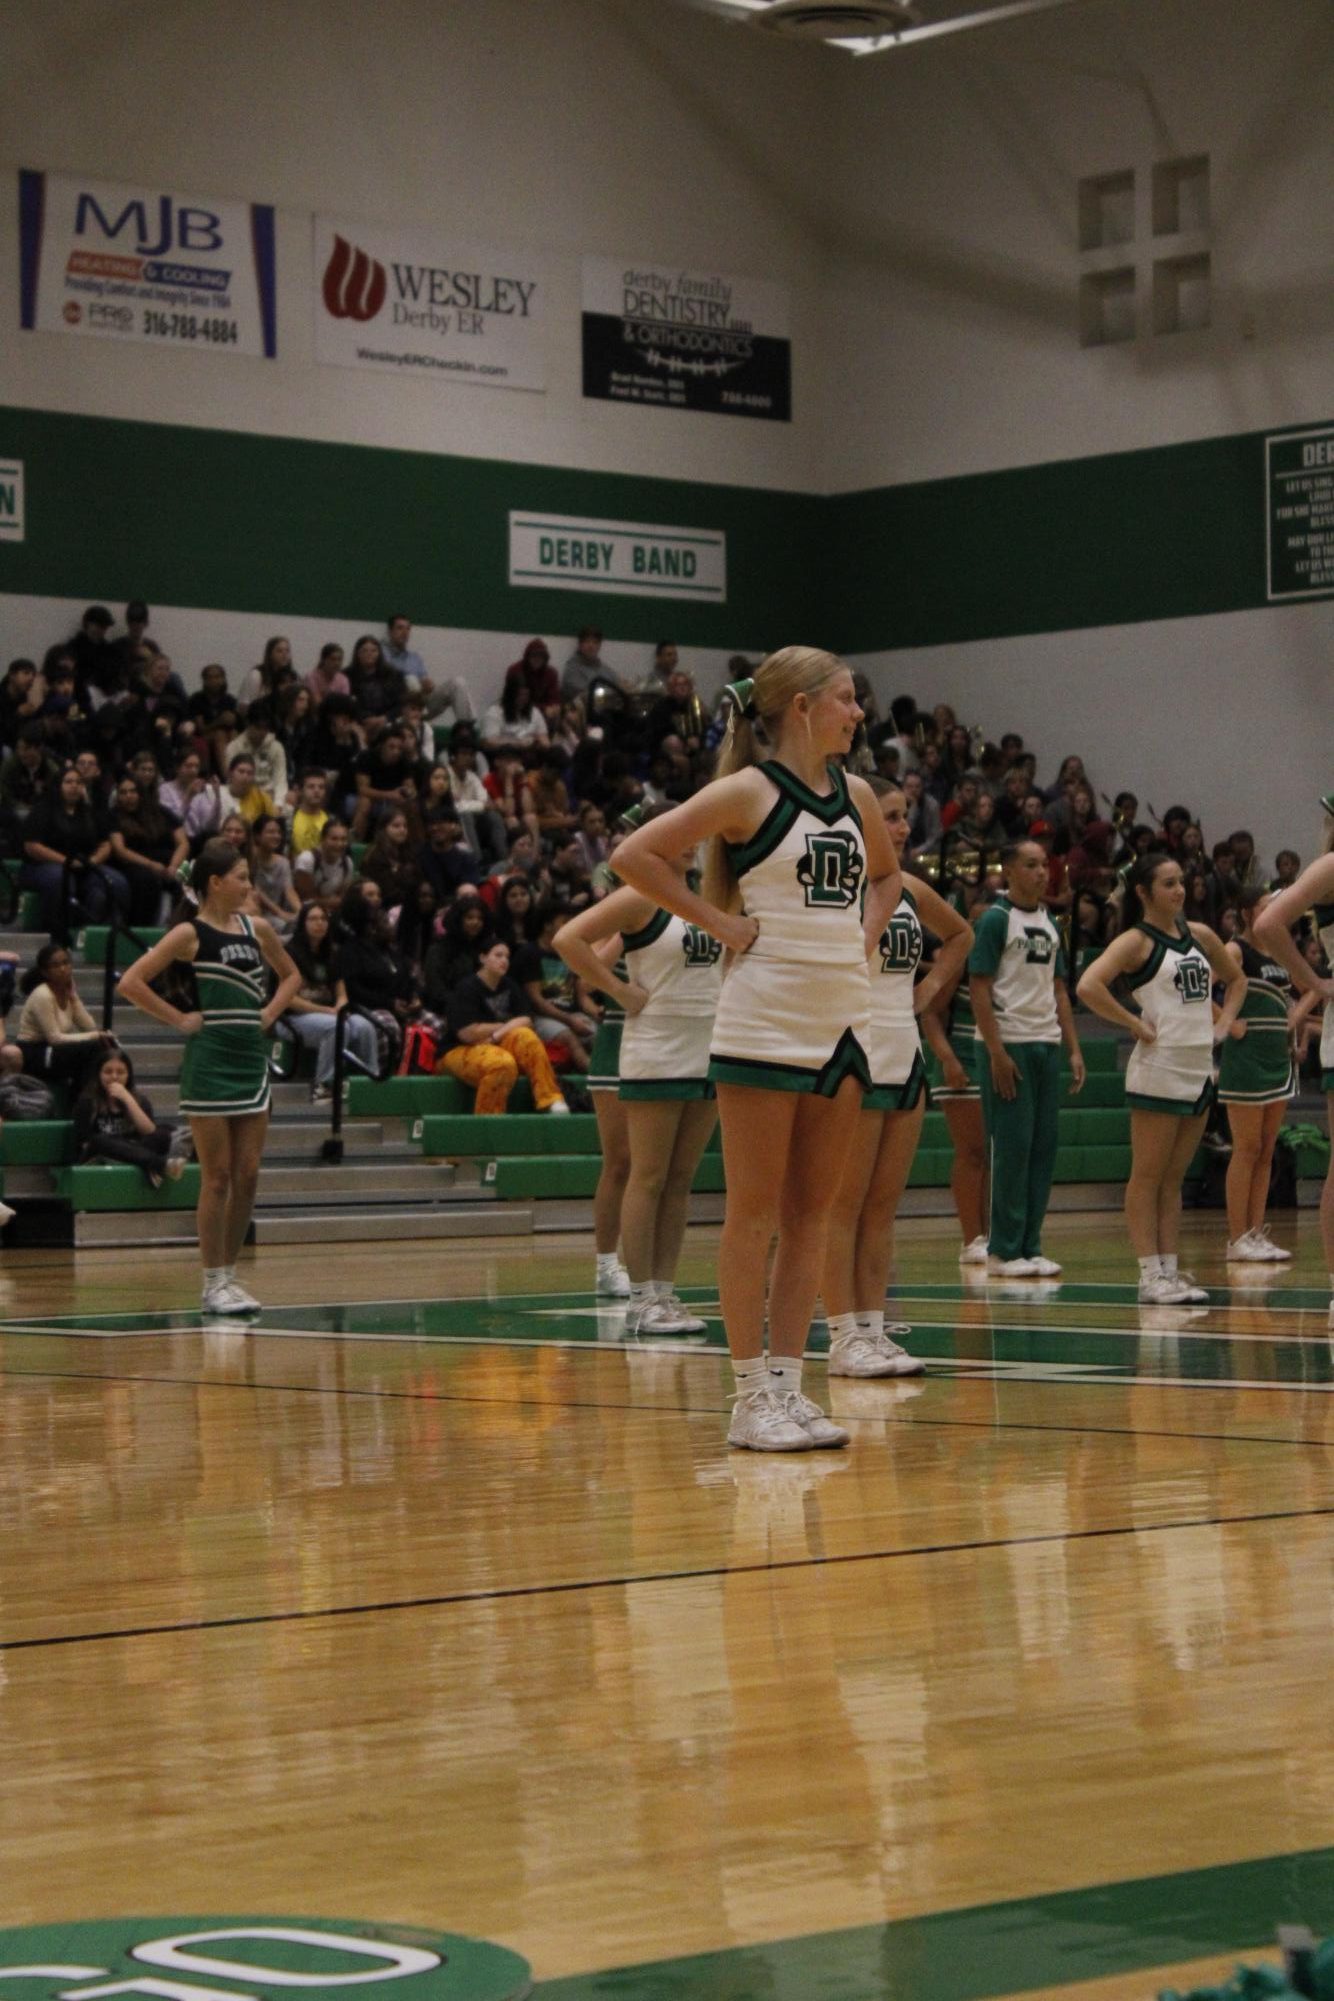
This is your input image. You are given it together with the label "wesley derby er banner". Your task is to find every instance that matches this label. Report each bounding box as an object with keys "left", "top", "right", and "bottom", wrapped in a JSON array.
[
  {"left": 582, "top": 257, "right": 791, "bottom": 422},
  {"left": 316, "top": 215, "right": 546, "bottom": 393},
  {"left": 18, "top": 168, "right": 276, "bottom": 357}
]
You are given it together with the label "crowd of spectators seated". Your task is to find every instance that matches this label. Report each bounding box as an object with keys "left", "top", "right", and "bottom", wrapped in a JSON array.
[{"left": 0, "top": 603, "right": 1325, "bottom": 1109}]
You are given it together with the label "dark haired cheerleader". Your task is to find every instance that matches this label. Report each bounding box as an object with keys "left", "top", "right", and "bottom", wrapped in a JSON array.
[
  {"left": 1078, "top": 853, "right": 1244, "bottom": 1305},
  {"left": 119, "top": 837, "right": 301, "bottom": 1316}
]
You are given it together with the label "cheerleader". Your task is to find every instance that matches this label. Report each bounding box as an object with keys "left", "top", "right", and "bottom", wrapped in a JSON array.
[
  {"left": 919, "top": 966, "right": 990, "bottom": 1262},
  {"left": 615, "top": 647, "right": 901, "bottom": 1452},
  {"left": 822, "top": 782, "right": 972, "bottom": 1375},
  {"left": 1252, "top": 805, "right": 1334, "bottom": 1317},
  {"left": 1218, "top": 886, "right": 1295, "bottom": 1261},
  {"left": 119, "top": 837, "right": 301, "bottom": 1316},
  {"left": 583, "top": 947, "right": 631, "bottom": 1300},
  {"left": 1077, "top": 854, "right": 1244, "bottom": 1305},
  {"left": 555, "top": 832, "right": 723, "bottom": 1334}
]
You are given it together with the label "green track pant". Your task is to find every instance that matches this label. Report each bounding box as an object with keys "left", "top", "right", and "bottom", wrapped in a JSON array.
[{"left": 978, "top": 1040, "right": 1062, "bottom": 1261}]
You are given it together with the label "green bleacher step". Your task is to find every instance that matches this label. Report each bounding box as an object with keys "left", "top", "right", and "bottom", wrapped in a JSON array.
[
  {"left": 348, "top": 1075, "right": 534, "bottom": 1118},
  {"left": 487, "top": 1153, "right": 726, "bottom": 1201},
  {"left": 54, "top": 1164, "right": 201, "bottom": 1210},
  {"left": 81, "top": 926, "right": 167, "bottom": 967},
  {"left": 419, "top": 1113, "right": 723, "bottom": 1159},
  {"left": 0, "top": 1120, "right": 77, "bottom": 1166}
]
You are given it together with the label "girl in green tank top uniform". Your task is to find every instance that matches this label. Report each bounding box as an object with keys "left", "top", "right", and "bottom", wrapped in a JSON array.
[
  {"left": 119, "top": 838, "right": 301, "bottom": 1319},
  {"left": 1217, "top": 887, "right": 1296, "bottom": 1263},
  {"left": 920, "top": 965, "right": 990, "bottom": 1265}
]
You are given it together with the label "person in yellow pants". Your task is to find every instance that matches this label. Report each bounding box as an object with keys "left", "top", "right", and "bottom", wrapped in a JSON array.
[{"left": 439, "top": 938, "right": 570, "bottom": 1115}]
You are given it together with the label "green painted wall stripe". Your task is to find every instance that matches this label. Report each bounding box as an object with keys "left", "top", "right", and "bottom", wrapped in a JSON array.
[
  {"left": 824, "top": 428, "right": 1297, "bottom": 654},
  {"left": 2, "top": 405, "right": 1328, "bottom": 655},
  {"left": 0, "top": 405, "right": 819, "bottom": 651},
  {"left": 534, "top": 1845, "right": 1334, "bottom": 2001}
]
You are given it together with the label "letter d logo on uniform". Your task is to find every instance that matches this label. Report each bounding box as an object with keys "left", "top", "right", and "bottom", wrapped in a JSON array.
[{"left": 322, "top": 235, "right": 387, "bottom": 321}]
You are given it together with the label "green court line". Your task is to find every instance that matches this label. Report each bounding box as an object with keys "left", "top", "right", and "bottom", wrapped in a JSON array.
[{"left": 531, "top": 1846, "right": 1334, "bottom": 2001}]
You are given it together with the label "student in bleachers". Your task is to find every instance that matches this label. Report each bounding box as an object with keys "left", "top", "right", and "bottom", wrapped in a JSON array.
[
  {"left": 293, "top": 818, "right": 356, "bottom": 911},
  {"left": 107, "top": 771, "right": 189, "bottom": 927},
  {"left": 360, "top": 809, "right": 421, "bottom": 910},
  {"left": 159, "top": 748, "right": 225, "bottom": 846},
  {"left": 17, "top": 942, "right": 117, "bottom": 1087},
  {"left": 423, "top": 896, "right": 492, "bottom": 1017},
  {"left": 238, "top": 636, "right": 294, "bottom": 710},
  {"left": 305, "top": 643, "right": 350, "bottom": 705},
  {"left": 186, "top": 664, "right": 243, "bottom": 777},
  {"left": 480, "top": 677, "right": 549, "bottom": 758},
  {"left": 249, "top": 815, "right": 301, "bottom": 938},
  {"left": 440, "top": 938, "right": 569, "bottom": 1116},
  {"left": 280, "top": 902, "right": 379, "bottom": 1103},
  {"left": 21, "top": 764, "right": 130, "bottom": 934},
  {"left": 74, "top": 1047, "right": 187, "bottom": 1188},
  {"left": 223, "top": 753, "right": 273, "bottom": 828}
]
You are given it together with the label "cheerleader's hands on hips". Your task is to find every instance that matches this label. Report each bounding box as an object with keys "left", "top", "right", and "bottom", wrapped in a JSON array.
[
  {"left": 1132, "top": 1019, "right": 1156, "bottom": 1046},
  {"left": 177, "top": 1011, "right": 204, "bottom": 1037},
  {"left": 715, "top": 912, "right": 758, "bottom": 957}
]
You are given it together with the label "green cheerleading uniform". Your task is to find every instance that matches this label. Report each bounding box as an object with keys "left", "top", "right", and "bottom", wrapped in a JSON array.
[
  {"left": 587, "top": 959, "right": 625, "bottom": 1094},
  {"left": 178, "top": 914, "right": 272, "bottom": 1118},
  {"left": 1316, "top": 904, "right": 1334, "bottom": 1093},
  {"left": 1217, "top": 939, "right": 1293, "bottom": 1105},
  {"left": 933, "top": 974, "right": 979, "bottom": 1102}
]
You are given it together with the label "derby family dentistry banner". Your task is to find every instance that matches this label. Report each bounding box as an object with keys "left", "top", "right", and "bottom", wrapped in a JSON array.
[
  {"left": 18, "top": 168, "right": 277, "bottom": 357},
  {"left": 582, "top": 257, "right": 791, "bottom": 422},
  {"left": 316, "top": 215, "right": 546, "bottom": 392}
]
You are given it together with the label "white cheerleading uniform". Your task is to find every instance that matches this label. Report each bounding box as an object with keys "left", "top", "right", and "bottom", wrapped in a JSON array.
[
  {"left": 618, "top": 908, "right": 723, "bottom": 1101},
  {"left": 1124, "top": 920, "right": 1215, "bottom": 1114},
  {"left": 1317, "top": 903, "right": 1334, "bottom": 1086},
  {"left": 865, "top": 887, "right": 926, "bottom": 1111},
  {"left": 709, "top": 760, "right": 872, "bottom": 1097}
]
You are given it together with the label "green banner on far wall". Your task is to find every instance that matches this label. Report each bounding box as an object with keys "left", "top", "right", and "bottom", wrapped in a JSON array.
[
  {"left": 1, "top": 404, "right": 1326, "bottom": 657},
  {"left": 0, "top": 404, "right": 816, "bottom": 653}
]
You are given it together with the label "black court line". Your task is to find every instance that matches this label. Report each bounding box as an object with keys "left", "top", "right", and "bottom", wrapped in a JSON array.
[
  {"left": 4, "top": 1501, "right": 1333, "bottom": 1656},
  {"left": 3, "top": 1360, "right": 1331, "bottom": 1457}
]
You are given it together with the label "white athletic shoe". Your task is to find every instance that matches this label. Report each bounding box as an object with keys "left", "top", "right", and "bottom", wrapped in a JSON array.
[
  {"left": 201, "top": 1280, "right": 261, "bottom": 1317},
  {"left": 781, "top": 1390, "right": 850, "bottom": 1449},
  {"left": 1226, "top": 1232, "right": 1271, "bottom": 1262},
  {"left": 1026, "top": 1255, "right": 1063, "bottom": 1277},
  {"left": 959, "top": 1235, "right": 989, "bottom": 1265},
  {"left": 989, "top": 1256, "right": 1039, "bottom": 1277},
  {"left": 829, "top": 1330, "right": 926, "bottom": 1378},
  {"left": 1246, "top": 1226, "right": 1291, "bottom": 1262},
  {"left": 595, "top": 1261, "right": 632, "bottom": 1298},
  {"left": 1137, "top": 1274, "right": 1198, "bottom": 1306},
  {"left": 655, "top": 1291, "right": 708, "bottom": 1333},
  {"left": 1173, "top": 1270, "right": 1209, "bottom": 1303},
  {"left": 545, "top": 1097, "right": 571, "bottom": 1115},
  {"left": 628, "top": 1298, "right": 702, "bottom": 1337},
  {"left": 727, "top": 1386, "right": 813, "bottom": 1452}
]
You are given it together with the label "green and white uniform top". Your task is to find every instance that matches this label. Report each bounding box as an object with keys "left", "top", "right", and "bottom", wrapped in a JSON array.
[
  {"left": 178, "top": 913, "right": 272, "bottom": 1118},
  {"left": 1123, "top": 922, "right": 1214, "bottom": 1059},
  {"left": 1317, "top": 905, "right": 1334, "bottom": 1080},
  {"left": 621, "top": 909, "right": 723, "bottom": 1018},
  {"left": 866, "top": 887, "right": 925, "bottom": 1093},
  {"left": 726, "top": 760, "right": 867, "bottom": 965},
  {"left": 967, "top": 896, "right": 1065, "bottom": 1044},
  {"left": 1233, "top": 938, "right": 1290, "bottom": 1031},
  {"left": 619, "top": 908, "right": 723, "bottom": 1098}
]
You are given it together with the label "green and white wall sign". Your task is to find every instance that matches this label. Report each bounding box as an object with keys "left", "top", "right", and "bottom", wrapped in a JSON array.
[{"left": 508, "top": 510, "right": 726, "bottom": 601}]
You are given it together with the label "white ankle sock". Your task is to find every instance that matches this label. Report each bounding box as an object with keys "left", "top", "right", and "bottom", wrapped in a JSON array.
[
  {"left": 1161, "top": 1253, "right": 1179, "bottom": 1277},
  {"left": 629, "top": 1282, "right": 654, "bottom": 1309},
  {"left": 202, "top": 1267, "right": 226, "bottom": 1291},
  {"left": 855, "top": 1308, "right": 884, "bottom": 1339},
  {"left": 768, "top": 1355, "right": 803, "bottom": 1394},
  {"left": 1139, "top": 1256, "right": 1161, "bottom": 1281},
  {"left": 733, "top": 1357, "right": 769, "bottom": 1395},
  {"left": 650, "top": 1277, "right": 671, "bottom": 1299},
  {"left": 826, "top": 1312, "right": 859, "bottom": 1346},
  {"left": 596, "top": 1252, "right": 620, "bottom": 1273}
]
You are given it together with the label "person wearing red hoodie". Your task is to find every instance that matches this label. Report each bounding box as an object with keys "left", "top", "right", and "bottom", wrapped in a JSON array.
[{"left": 503, "top": 639, "right": 561, "bottom": 723}]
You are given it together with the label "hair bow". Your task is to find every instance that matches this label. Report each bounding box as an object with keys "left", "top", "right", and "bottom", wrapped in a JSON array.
[
  {"left": 176, "top": 857, "right": 200, "bottom": 907},
  {"left": 617, "top": 803, "right": 648, "bottom": 834},
  {"left": 723, "top": 677, "right": 757, "bottom": 722}
]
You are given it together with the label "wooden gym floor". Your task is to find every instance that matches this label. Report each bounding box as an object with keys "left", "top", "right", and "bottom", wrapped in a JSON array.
[{"left": 1, "top": 1212, "right": 1332, "bottom": 1997}]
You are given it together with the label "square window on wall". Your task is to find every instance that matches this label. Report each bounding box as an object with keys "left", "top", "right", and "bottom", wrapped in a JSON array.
[
  {"left": 1079, "top": 267, "right": 1136, "bottom": 347},
  {"left": 1153, "top": 253, "right": 1212, "bottom": 334},
  {"left": 1078, "top": 170, "right": 1136, "bottom": 251},
  {"left": 1153, "top": 156, "right": 1211, "bottom": 236}
]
